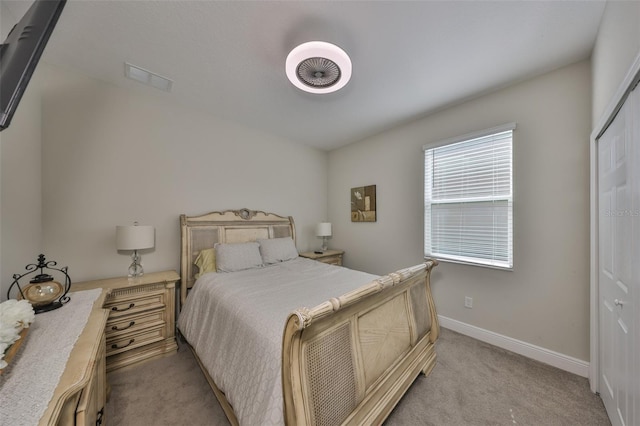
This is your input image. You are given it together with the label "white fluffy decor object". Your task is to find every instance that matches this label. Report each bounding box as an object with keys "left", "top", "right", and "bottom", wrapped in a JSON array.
[{"left": 0, "top": 299, "right": 35, "bottom": 368}]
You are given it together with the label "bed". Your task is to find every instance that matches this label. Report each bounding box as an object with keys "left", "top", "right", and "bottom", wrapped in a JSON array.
[{"left": 177, "top": 208, "right": 439, "bottom": 425}]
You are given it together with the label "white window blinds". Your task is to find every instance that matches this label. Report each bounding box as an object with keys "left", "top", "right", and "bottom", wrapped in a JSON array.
[{"left": 424, "top": 124, "right": 514, "bottom": 269}]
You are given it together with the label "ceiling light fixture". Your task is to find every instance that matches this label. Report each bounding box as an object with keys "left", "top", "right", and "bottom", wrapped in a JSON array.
[{"left": 286, "top": 41, "right": 352, "bottom": 94}]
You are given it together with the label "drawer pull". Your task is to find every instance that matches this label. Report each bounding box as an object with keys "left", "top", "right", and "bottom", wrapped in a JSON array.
[
  {"left": 112, "top": 303, "right": 135, "bottom": 312},
  {"left": 112, "top": 321, "right": 135, "bottom": 331},
  {"left": 111, "top": 339, "right": 135, "bottom": 350}
]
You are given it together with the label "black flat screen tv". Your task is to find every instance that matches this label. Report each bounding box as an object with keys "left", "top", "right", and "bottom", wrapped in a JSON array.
[{"left": 0, "top": 0, "right": 66, "bottom": 132}]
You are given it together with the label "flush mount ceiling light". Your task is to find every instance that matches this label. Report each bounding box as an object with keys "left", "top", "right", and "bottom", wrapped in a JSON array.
[{"left": 286, "top": 41, "right": 352, "bottom": 94}]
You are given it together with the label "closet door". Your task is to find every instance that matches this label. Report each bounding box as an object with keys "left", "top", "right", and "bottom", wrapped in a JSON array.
[{"left": 597, "top": 84, "right": 639, "bottom": 426}]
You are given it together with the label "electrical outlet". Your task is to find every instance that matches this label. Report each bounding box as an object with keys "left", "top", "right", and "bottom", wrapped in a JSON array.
[{"left": 464, "top": 296, "right": 473, "bottom": 308}]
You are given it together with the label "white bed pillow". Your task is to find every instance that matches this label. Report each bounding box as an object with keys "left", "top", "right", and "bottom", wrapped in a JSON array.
[
  {"left": 215, "top": 242, "right": 263, "bottom": 272},
  {"left": 258, "top": 237, "right": 299, "bottom": 264}
]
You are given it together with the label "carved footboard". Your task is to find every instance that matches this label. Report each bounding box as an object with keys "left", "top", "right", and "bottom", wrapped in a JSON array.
[{"left": 282, "top": 259, "right": 439, "bottom": 426}]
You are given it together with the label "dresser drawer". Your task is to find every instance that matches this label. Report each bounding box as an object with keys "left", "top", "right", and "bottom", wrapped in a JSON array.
[
  {"left": 76, "top": 333, "right": 106, "bottom": 426},
  {"left": 105, "top": 291, "right": 165, "bottom": 320},
  {"left": 106, "top": 323, "right": 165, "bottom": 357},
  {"left": 106, "top": 310, "right": 165, "bottom": 339}
]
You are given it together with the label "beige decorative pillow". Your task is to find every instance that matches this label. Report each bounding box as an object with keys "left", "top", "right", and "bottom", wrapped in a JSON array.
[{"left": 194, "top": 248, "right": 216, "bottom": 279}]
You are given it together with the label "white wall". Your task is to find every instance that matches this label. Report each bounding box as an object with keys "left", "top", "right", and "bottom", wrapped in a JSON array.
[
  {"left": 28, "top": 63, "right": 327, "bottom": 283},
  {"left": 328, "top": 60, "right": 592, "bottom": 361},
  {"left": 0, "top": 0, "right": 45, "bottom": 300},
  {"left": 0, "top": 69, "right": 44, "bottom": 300},
  {"left": 591, "top": 0, "right": 640, "bottom": 125}
]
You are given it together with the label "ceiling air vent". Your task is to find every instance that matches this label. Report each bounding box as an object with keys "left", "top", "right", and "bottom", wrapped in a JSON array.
[{"left": 125, "top": 62, "right": 173, "bottom": 92}]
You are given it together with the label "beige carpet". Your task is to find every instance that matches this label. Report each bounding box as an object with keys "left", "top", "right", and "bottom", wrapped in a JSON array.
[{"left": 105, "top": 328, "right": 610, "bottom": 425}]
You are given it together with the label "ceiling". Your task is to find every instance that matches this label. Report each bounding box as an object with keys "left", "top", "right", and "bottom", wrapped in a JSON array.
[{"left": 2, "top": 0, "right": 606, "bottom": 150}]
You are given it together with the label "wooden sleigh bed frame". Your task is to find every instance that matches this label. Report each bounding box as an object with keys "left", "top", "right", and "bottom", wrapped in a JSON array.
[{"left": 179, "top": 208, "right": 439, "bottom": 425}]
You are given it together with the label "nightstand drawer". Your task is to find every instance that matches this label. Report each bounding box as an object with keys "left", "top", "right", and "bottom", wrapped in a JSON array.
[
  {"left": 106, "top": 310, "right": 165, "bottom": 338},
  {"left": 106, "top": 323, "right": 165, "bottom": 357},
  {"left": 105, "top": 292, "right": 165, "bottom": 319}
]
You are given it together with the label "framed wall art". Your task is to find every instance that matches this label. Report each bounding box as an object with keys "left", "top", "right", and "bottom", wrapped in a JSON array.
[{"left": 351, "top": 185, "right": 376, "bottom": 222}]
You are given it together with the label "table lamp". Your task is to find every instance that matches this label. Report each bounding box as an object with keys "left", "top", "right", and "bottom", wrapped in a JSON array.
[
  {"left": 316, "top": 222, "right": 332, "bottom": 251},
  {"left": 116, "top": 222, "right": 155, "bottom": 277}
]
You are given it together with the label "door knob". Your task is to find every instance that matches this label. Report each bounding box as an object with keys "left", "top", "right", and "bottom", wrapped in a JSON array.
[{"left": 614, "top": 299, "right": 625, "bottom": 307}]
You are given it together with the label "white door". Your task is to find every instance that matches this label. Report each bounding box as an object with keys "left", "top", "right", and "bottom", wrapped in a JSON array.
[{"left": 597, "top": 84, "right": 639, "bottom": 426}]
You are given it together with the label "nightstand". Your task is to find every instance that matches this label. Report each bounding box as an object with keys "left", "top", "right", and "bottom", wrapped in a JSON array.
[
  {"left": 74, "top": 270, "right": 179, "bottom": 372},
  {"left": 299, "top": 249, "right": 344, "bottom": 266}
]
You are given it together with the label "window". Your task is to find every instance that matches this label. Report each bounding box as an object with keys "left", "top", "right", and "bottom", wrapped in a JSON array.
[{"left": 424, "top": 124, "right": 515, "bottom": 269}]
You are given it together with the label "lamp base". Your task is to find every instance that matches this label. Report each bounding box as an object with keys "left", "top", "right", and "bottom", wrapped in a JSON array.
[
  {"left": 128, "top": 250, "right": 144, "bottom": 277},
  {"left": 320, "top": 237, "right": 328, "bottom": 252}
]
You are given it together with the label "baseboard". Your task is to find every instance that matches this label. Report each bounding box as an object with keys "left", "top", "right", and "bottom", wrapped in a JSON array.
[{"left": 438, "top": 315, "right": 590, "bottom": 378}]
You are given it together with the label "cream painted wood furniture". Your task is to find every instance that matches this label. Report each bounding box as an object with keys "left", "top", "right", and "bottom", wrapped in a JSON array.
[
  {"left": 180, "top": 208, "right": 439, "bottom": 425},
  {"left": 40, "top": 292, "right": 109, "bottom": 425},
  {"left": 299, "top": 249, "right": 344, "bottom": 266},
  {"left": 75, "top": 271, "right": 179, "bottom": 372}
]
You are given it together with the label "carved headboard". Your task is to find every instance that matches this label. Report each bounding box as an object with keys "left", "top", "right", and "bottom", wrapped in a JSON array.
[{"left": 179, "top": 208, "right": 296, "bottom": 305}]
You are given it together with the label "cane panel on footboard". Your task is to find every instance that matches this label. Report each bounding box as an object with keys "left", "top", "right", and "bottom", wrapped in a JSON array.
[{"left": 283, "top": 261, "right": 439, "bottom": 425}]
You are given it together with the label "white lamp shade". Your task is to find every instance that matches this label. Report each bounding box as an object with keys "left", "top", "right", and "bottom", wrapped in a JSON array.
[
  {"left": 116, "top": 225, "right": 155, "bottom": 250},
  {"left": 315, "top": 222, "right": 332, "bottom": 237}
]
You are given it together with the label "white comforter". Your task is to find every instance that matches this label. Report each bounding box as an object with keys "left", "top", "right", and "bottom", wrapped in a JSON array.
[{"left": 177, "top": 257, "right": 378, "bottom": 426}]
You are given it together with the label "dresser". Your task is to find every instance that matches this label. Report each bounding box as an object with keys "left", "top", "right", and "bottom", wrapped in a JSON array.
[
  {"left": 47, "top": 300, "right": 109, "bottom": 426},
  {"left": 0, "top": 290, "right": 109, "bottom": 426},
  {"left": 74, "top": 270, "right": 179, "bottom": 372},
  {"left": 299, "top": 249, "right": 344, "bottom": 266}
]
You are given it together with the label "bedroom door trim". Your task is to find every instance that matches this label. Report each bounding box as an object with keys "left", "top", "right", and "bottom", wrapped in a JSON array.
[{"left": 590, "top": 50, "right": 640, "bottom": 394}]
